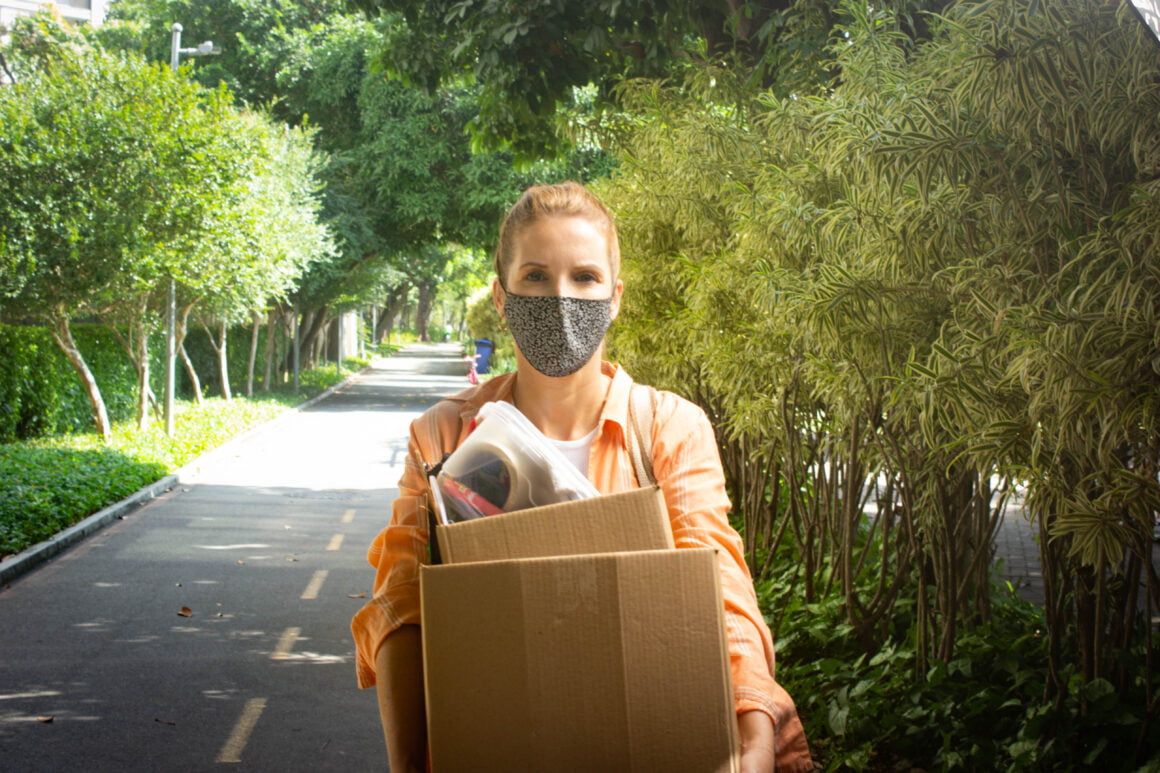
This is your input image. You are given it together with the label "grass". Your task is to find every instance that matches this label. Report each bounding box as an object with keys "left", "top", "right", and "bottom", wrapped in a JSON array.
[{"left": 0, "top": 358, "right": 366, "bottom": 559}]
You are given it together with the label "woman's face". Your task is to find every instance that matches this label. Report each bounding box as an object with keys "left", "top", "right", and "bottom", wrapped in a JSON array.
[{"left": 495, "top": 215, "right": 623, "bottom": 318}]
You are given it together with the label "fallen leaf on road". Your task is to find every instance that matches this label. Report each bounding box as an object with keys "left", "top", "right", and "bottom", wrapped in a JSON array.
[
  {"left": 177, "top": 606, "right": 193, "bottom": 617},
  {"left": 155, "top": 718, "right": 176, "bottom": 726},
  {"left": 175, "top": 583, "right": 182, "bottom": 587},
  {"left": 284, "top": 557, "right": 298, "bottom": 562},
  {"left": 348, "top": 593, "right": 367, "bottom": 599},
  {"left": 37, "top": 716, "right": 54, "bottom": 723},
  {"left": 236, "top": 560, "right": 245, "bottom": 565}
]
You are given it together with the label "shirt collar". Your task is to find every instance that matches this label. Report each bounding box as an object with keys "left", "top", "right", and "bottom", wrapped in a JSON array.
[
  {"left": 598, "top": 361, "right": 634, "bottom": 447},
  {"left": 456, "top": 362, "right": 634, "bottom": 447}
]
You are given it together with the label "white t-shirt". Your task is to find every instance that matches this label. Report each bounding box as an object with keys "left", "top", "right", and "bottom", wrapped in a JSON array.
[{"left": 547, "top": 427, "right": 599, "bottom": 477}]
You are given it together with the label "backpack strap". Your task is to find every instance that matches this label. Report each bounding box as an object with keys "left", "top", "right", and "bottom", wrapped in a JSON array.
[{"left": 627, "top": 383, "right": 657, "bottom": 487}]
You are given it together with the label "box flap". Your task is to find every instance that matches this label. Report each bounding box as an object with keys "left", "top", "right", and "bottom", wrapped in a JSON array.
[
  {"left": 436, "top": 485, "right": 673, "bottom": 564},
  {"left": 421, "top": 548, "right": 738, "bottom": 772}
]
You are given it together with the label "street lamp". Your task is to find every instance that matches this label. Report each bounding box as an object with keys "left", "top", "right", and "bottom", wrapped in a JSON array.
[{"left": 164, "top": 23, "right": 218, "bottom": 436}]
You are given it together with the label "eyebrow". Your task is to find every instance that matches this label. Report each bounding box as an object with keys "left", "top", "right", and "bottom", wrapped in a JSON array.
[{"left": 515, "top": 261, "right": 605, "bottom": 272}]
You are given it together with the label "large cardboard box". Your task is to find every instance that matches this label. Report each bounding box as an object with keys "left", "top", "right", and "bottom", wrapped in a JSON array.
[{"left": 420, "top": 487, "right": 740, "bottom": 772}]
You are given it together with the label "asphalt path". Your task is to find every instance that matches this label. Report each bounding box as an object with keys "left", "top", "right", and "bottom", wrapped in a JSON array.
[{"left": 0, "top": 343, "right": 470, "bottom": 772}]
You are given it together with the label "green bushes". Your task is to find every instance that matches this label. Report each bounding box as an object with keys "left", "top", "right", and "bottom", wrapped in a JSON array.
[
  {"left": 0, "top": 445, "right": 165, "bottom": 557},
  {"left": 0, "top": 324, "right": 138, "bottom": 442},
  {"left": 767, "top": 544, "right": 1160, "bottom": 771},
  {"left": 0, "top": 316, "right": 328, "bottom": 442}
]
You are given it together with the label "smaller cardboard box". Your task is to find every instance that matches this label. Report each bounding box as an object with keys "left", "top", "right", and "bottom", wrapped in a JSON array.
[
  {"left": 433, "top": 485, "right": 674, "bottom": 563},
  {"left": 420, "top": 487, "right": 740, "bottom": 773}
]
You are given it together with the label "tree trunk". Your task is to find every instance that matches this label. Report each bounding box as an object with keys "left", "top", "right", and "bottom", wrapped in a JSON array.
[
  {"left": 416, "top": 280, "right": 435, "bottom": 342},
  {"left": 47, "top": 312, "right": 111, "bottom": 441},
  {"left": 376, "top": 283, "right": 410, "bottom": 344},
  {"left": 262, "top": 307, "right": 278, "bottom": 391},
  {"left": 217, "top": 320, "right": 231, "bottom": 400},
  {"left": 135, "top": 315, "right": 151, "bottom": 430},
  {"left": 246, "top": 310, "right": 261, "bottom": 398},
  {"left": 198, "top": 315, "right": 232, "bottom": 400},
  {"left": 176, "top": 301, "right": 203, "bottom": 407},
  {"left": 297, "top": 306, "right": 329, "bottom": 369},
  {"left": 105, "top": 303, "right": 159, "bottom": 428}
]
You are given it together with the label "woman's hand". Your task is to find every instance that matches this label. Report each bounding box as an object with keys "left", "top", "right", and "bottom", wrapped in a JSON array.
[{"left": 738, "top": 710, "right": 776, "bottom": 773}]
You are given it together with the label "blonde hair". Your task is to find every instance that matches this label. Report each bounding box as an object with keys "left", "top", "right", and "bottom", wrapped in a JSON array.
[{"left": 494, "top": 182, "right": 620, "bottom": 282}]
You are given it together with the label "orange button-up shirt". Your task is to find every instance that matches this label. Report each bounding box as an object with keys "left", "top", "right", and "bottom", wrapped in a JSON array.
[{"left": 352, "top": 362, "right": 811, "bottom": 770}]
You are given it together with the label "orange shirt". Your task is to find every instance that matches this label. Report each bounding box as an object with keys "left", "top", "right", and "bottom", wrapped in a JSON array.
[{"left": 351, "top": 362, "right": 811, "bottom": 770}]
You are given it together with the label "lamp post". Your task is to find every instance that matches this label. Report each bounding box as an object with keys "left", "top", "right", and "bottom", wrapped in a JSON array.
[{"left": 165, "top": 23, "right": 217, "bottom": 435}]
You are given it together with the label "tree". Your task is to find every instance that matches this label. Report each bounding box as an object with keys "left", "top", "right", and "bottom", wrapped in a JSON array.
[
  {"left": 99, "top": 4, "right": 615, "bottom": 362},
  {"left": 352, "top": 0, "right": 949, "bottom": 158},
  {"left": 178, "top": 111, "right": 334, "bottom": 398},
  {"left": 100, "top": 0, "right": 344, "bottom": 109},
  {"left": 0, "top": 15, "right": 257, "bottom": 438},
  {"left": 0, "top": 13, "right": 331, "bottom": 433},
  {"left": 273, "top": 15, "right": 526, "bottom": 353}
]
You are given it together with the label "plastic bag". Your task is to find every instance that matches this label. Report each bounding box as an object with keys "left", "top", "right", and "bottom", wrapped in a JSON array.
[{"left": 434, "top": 401, "right": 599, "bottom": 523}]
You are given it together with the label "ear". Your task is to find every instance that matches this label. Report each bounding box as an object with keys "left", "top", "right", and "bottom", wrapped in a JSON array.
[
  {"left": 609, "top": 278, "right": 625, "bottom": 322},
  {"left": 492, "top": 277, "right": 506, "bottom": 319}
]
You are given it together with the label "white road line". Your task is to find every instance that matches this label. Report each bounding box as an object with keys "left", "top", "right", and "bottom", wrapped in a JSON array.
[
  {"left": 326, "top": 534, "right": 344, "bottom": 551},
  {"left": 341, "top": 508, "right": 355, "bottom": 523},
  {"left": 216, "top": 697, "right": 268, "bottom": 763},
  {"left": 300, "top": 570, "right": 328, "bottom": 600},
  {"left": 271, "top": 627, "right": 301, "bottom": 661}
]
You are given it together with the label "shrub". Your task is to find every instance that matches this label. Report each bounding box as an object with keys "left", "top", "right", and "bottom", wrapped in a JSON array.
[
  {"left": 0, "top": 445, "right": 165, "bottom": 557},
  {"left": 0, "top": 323, "right": 138, "bottom": 442}
]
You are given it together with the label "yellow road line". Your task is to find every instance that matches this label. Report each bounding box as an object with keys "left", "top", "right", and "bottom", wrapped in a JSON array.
[
  {"left": 326, "top": 534, "right": 344, "bottom": 551},
  {"left": 271, "top": 627, "right": 301, "bottom": 661},
  {"left": 341, "top": 508, "right": 355, "bottom": 523},
  {"left": 215, "top": 697, "right": 268, "bottom": 763},
  {"left": 300, "top": 570, "right": 328, "bottom": 600}
]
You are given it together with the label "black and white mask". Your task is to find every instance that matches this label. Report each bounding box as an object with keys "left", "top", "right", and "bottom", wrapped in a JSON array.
[{"left": 501, "top": 288, "right": 612, "bottom": 378}]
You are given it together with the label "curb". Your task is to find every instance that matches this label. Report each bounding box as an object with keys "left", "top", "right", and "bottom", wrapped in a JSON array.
[{"left": 0, "top": 366, "right": 371, "bottom": 587}]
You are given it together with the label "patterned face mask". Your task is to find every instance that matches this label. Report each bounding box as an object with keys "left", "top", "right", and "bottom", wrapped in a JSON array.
[{"left": 501, "top": 288, "right": 613, "bottom": 378}]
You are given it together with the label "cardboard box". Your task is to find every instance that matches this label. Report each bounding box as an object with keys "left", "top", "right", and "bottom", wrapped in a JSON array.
[
  {"left": 420, "top": 487, "right": 740, "bottom": 772},
  {"left": 433, "top": 485, "right": 674, "bottom": 563}
]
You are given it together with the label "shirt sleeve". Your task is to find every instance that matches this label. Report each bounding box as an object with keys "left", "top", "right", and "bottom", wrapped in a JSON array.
[
  {"left": 350, "top": 401, "right": 457, "bottom": 688},
  {"left": 651, "top": 394, "right": 813, "bottom": 771},
  {"left": 650, "top": 395, "right": 782, "bottom": 718}
]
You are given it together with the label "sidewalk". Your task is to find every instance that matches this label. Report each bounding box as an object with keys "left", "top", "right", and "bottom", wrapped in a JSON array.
[{"left": 993, "top": 496, "right": 1046, "bottom": 606}]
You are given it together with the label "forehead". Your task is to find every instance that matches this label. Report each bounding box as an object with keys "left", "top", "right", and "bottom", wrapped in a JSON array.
[{"left": 511, "top": 215, "right": 612, "bottom": 268}]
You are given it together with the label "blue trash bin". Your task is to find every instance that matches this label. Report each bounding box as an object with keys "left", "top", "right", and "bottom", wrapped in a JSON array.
[{"left": 473, "top": 338, "right": 494, "bottom": 375}]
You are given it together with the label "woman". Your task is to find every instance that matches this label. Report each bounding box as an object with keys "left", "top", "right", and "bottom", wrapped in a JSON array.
[{"left": 352, "top": 182, "right": 812, "bottom": 772}]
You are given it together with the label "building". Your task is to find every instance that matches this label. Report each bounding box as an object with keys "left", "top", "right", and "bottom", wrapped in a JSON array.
[{"left": 1, "top": 0, "right": 106, "bottom": 32}]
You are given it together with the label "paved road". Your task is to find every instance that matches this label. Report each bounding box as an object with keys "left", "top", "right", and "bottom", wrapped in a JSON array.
[{"left": 0, "top": 344, "right": 469, "bottom": 772}]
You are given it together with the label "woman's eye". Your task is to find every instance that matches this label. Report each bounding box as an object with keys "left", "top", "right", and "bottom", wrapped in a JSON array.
[
  {"left": 524, "top": 270, "right": 546, "bottom": 282},
  {"left": 575, "top": 272, "right": 598, "bottom": 283}
]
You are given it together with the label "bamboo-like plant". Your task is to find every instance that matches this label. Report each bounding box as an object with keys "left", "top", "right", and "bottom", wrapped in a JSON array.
[{"left": 602, "top": 0, "right": 1160, "bottom": 746}]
